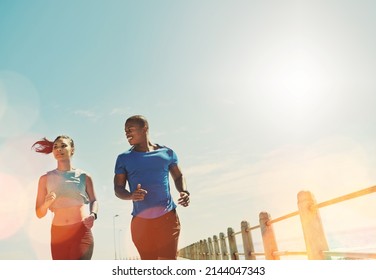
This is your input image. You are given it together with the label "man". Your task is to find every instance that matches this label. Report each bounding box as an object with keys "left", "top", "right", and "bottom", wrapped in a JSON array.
[{"left": 114, "top": 115, "right": 190, "bottom": 260}]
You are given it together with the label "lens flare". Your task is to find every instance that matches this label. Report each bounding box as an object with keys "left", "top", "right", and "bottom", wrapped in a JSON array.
[
  {"left": 26, "top": 178, "right": 52, "bottom": 260},
  {"left": 0, "top": 173, "right": 29, "bottom": 240},
  {"left": 0, "top": 80, "right": 7, "bottom": 120}
]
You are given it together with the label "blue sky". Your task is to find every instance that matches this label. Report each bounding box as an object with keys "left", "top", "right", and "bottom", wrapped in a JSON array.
[{"left": 1, "top": 0, "right": 376, "bottom": 260}]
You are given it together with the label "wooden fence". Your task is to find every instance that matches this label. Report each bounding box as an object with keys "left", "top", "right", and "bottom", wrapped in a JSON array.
[{"left": 178, "top": 186, "right": 376, "bottom": 260}]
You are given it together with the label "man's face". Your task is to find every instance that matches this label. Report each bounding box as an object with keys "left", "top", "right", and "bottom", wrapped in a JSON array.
[{"left": 124, "top": 121, "right": 146, "bottom": 145}]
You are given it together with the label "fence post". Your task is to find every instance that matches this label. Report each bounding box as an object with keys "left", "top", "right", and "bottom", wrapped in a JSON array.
[
  {"left": 190, "top": 244, "right": 195, "bottom": 260},
  {"left": 241, "top": 220, "right": 256, "bottom": 260},
  {"left": 194, "top": 242, "right": 199, "bottom": 260},
  {"left": 298, "top": 191, "right": 330, "bottom": 260},
  {"left": 213, "top": 235, "right": 221, "bottom": 260},
  {"left": 208, "top": 237, "right": 214, "bottom": 260},
  {"left": 178, "top": 247, "right": 185, "bottom": 259},
  {"left": 227, "top": 227, "right": 239, "bottom": 260},
  {"left": 199, "top": 240, "right": 205, "bottom": 260},
  {"left": 203, "top": 239, "right": 209, "bottom": 260},
  {"left": 194, "top": 241, "right": 199, "bottom": 260},
  {"left": 259, "top": 212, "right": 280, "bottom": 260},
  {"left": 183, "top": 244, "right": 190, "bottom": 260},
  {"left": 219, "top": 232, "right": 230, "bottom": 260}
]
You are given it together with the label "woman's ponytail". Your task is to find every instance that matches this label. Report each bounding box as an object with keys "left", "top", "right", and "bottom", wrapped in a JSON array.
[{"left": 31, "top": 137, "right": 54, "bottom": 154}]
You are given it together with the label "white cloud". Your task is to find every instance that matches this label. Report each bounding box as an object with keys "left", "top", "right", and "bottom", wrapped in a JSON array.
[
  {"left": 110, "top": 108, "right": 129, "bottom": 116},
  {"left": 73, "top": 109, "right": 101, "bottom": 121}
]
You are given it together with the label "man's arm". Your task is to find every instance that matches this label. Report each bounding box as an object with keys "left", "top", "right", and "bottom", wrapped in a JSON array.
[
  {"left": 114, "top": 173, "right": 147, "bottom": 201},
  {"left": 170, "top": 165, "right": 190, "bottom": 207},
  {"left": 114, "top": 173, "right": 132, "bottom": 200}
]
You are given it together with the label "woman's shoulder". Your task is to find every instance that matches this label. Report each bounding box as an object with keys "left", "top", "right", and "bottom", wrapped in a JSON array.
[
  {"left": 39, "top": 173, "right": 48, "bottom": 182},
  {"left": 45, "top": 169, "right": 57, "bottom": 176}
]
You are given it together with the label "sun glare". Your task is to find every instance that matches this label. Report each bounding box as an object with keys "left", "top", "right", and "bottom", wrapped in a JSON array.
[
  {"left": 0, "top": 173, "right": 29, "bottom": 240},
  {"left": 0, "top": 81, "right": 7, "bottom": 120},
  {"left": 265, "top": 48, "right": 328, "bottom": 111}
]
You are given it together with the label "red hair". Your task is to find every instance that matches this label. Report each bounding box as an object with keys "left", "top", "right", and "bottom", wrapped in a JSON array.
[
  {"left": 31, "top": 137, "right": 54, "bottom": 154},
  {"left": 31, "top": 135, "right": 74, "bottom": 154}
]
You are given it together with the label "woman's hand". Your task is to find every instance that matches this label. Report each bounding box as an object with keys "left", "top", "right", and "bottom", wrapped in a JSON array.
[
  {"left": 83, "top": 214, "right": 95, "bottom": 229},
  {"left": 44, "top": 192, "right": 56, "bottom": 208}
]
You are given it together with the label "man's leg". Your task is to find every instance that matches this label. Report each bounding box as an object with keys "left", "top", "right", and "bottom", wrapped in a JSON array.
[
  {"left": 155, "top": 210, "right": 181, "bottom": 260},
  {"left": 131, "top": 216, "right": 158, "bottom": 260}
]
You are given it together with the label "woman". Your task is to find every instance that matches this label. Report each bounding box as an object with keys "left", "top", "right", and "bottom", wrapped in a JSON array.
[{"left": 32, "top": 135, "right": 98, "bottom": 260}]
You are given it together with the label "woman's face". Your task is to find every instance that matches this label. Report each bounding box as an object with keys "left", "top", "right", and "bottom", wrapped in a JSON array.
[
  {"left": 124, "top": 121, "right": 146, "bottom": 146},
  {"left": 52, "top": 138, "right": 74, "bottom": 160}
]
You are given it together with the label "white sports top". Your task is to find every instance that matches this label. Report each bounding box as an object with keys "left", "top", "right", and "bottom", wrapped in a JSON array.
[{"left": 46, "top": 168, "right": 89, "bottom": 211}]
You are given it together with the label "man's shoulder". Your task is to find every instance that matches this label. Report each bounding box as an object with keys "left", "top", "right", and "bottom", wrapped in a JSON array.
[
  {"left": 157, "top": 144, "right": 173, "bottom": 151},
  {"left": 117, "top": 149, "right": 133, "bottom": 158},
  {"left": 157, "top": 145, "right": 178, "bottom": 159}
]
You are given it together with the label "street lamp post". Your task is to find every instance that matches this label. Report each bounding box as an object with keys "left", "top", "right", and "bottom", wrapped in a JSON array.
[
  {"left": 113, "top": 214, "right": 119, "bottom": 260},
  {"left": 119, "top": 229, "right": 123, "bottom": 260}
]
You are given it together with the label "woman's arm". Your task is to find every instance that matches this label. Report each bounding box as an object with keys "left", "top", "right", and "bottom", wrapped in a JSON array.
[
  {"left": 83, "top": 174, "right": 98, "bottom": 228},
  {"left": 35, "top": 175, "right": 55, "bottom": 218},
  {"left": 85, "top": 174, "right": 98, "bottom": 218}
]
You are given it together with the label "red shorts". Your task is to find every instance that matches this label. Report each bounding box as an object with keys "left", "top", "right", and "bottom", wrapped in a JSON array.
[
  {"left": 50, "top": 222, "right": 94, "bottom": 260},
  {"left": 131, "top": 209, "right": 181, "bottom": 260}
]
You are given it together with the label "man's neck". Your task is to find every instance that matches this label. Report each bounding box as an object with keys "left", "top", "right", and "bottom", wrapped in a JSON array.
[{"left": 133, "top": 141, "right": 158, "bottom": 152}]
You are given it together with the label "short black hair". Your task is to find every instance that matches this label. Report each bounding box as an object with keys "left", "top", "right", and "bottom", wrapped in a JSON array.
[{"left": 125, "top": 115, "right": 149, "bottom": 128}]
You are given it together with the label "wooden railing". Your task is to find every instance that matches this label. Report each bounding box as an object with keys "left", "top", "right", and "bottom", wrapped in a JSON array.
[{"left": 178, "top": 186, "right": 376, "bottom": 260}]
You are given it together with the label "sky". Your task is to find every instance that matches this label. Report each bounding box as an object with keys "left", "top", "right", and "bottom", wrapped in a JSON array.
[{"left": 1, "top": 0, "right": 376, "bottom": 260}]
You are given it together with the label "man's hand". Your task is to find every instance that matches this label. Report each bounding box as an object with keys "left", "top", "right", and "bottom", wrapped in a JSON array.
[
  {"left": 178, "top": 191, "right": 190, "bottom": 207},
  {"left": 131, "top": 184, "right": 148, "bottom": 201}
]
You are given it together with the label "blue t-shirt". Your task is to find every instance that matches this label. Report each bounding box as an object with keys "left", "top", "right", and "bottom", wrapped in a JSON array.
[{"left": 114, "top": 145, "right": 178, "bottom": 219}]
